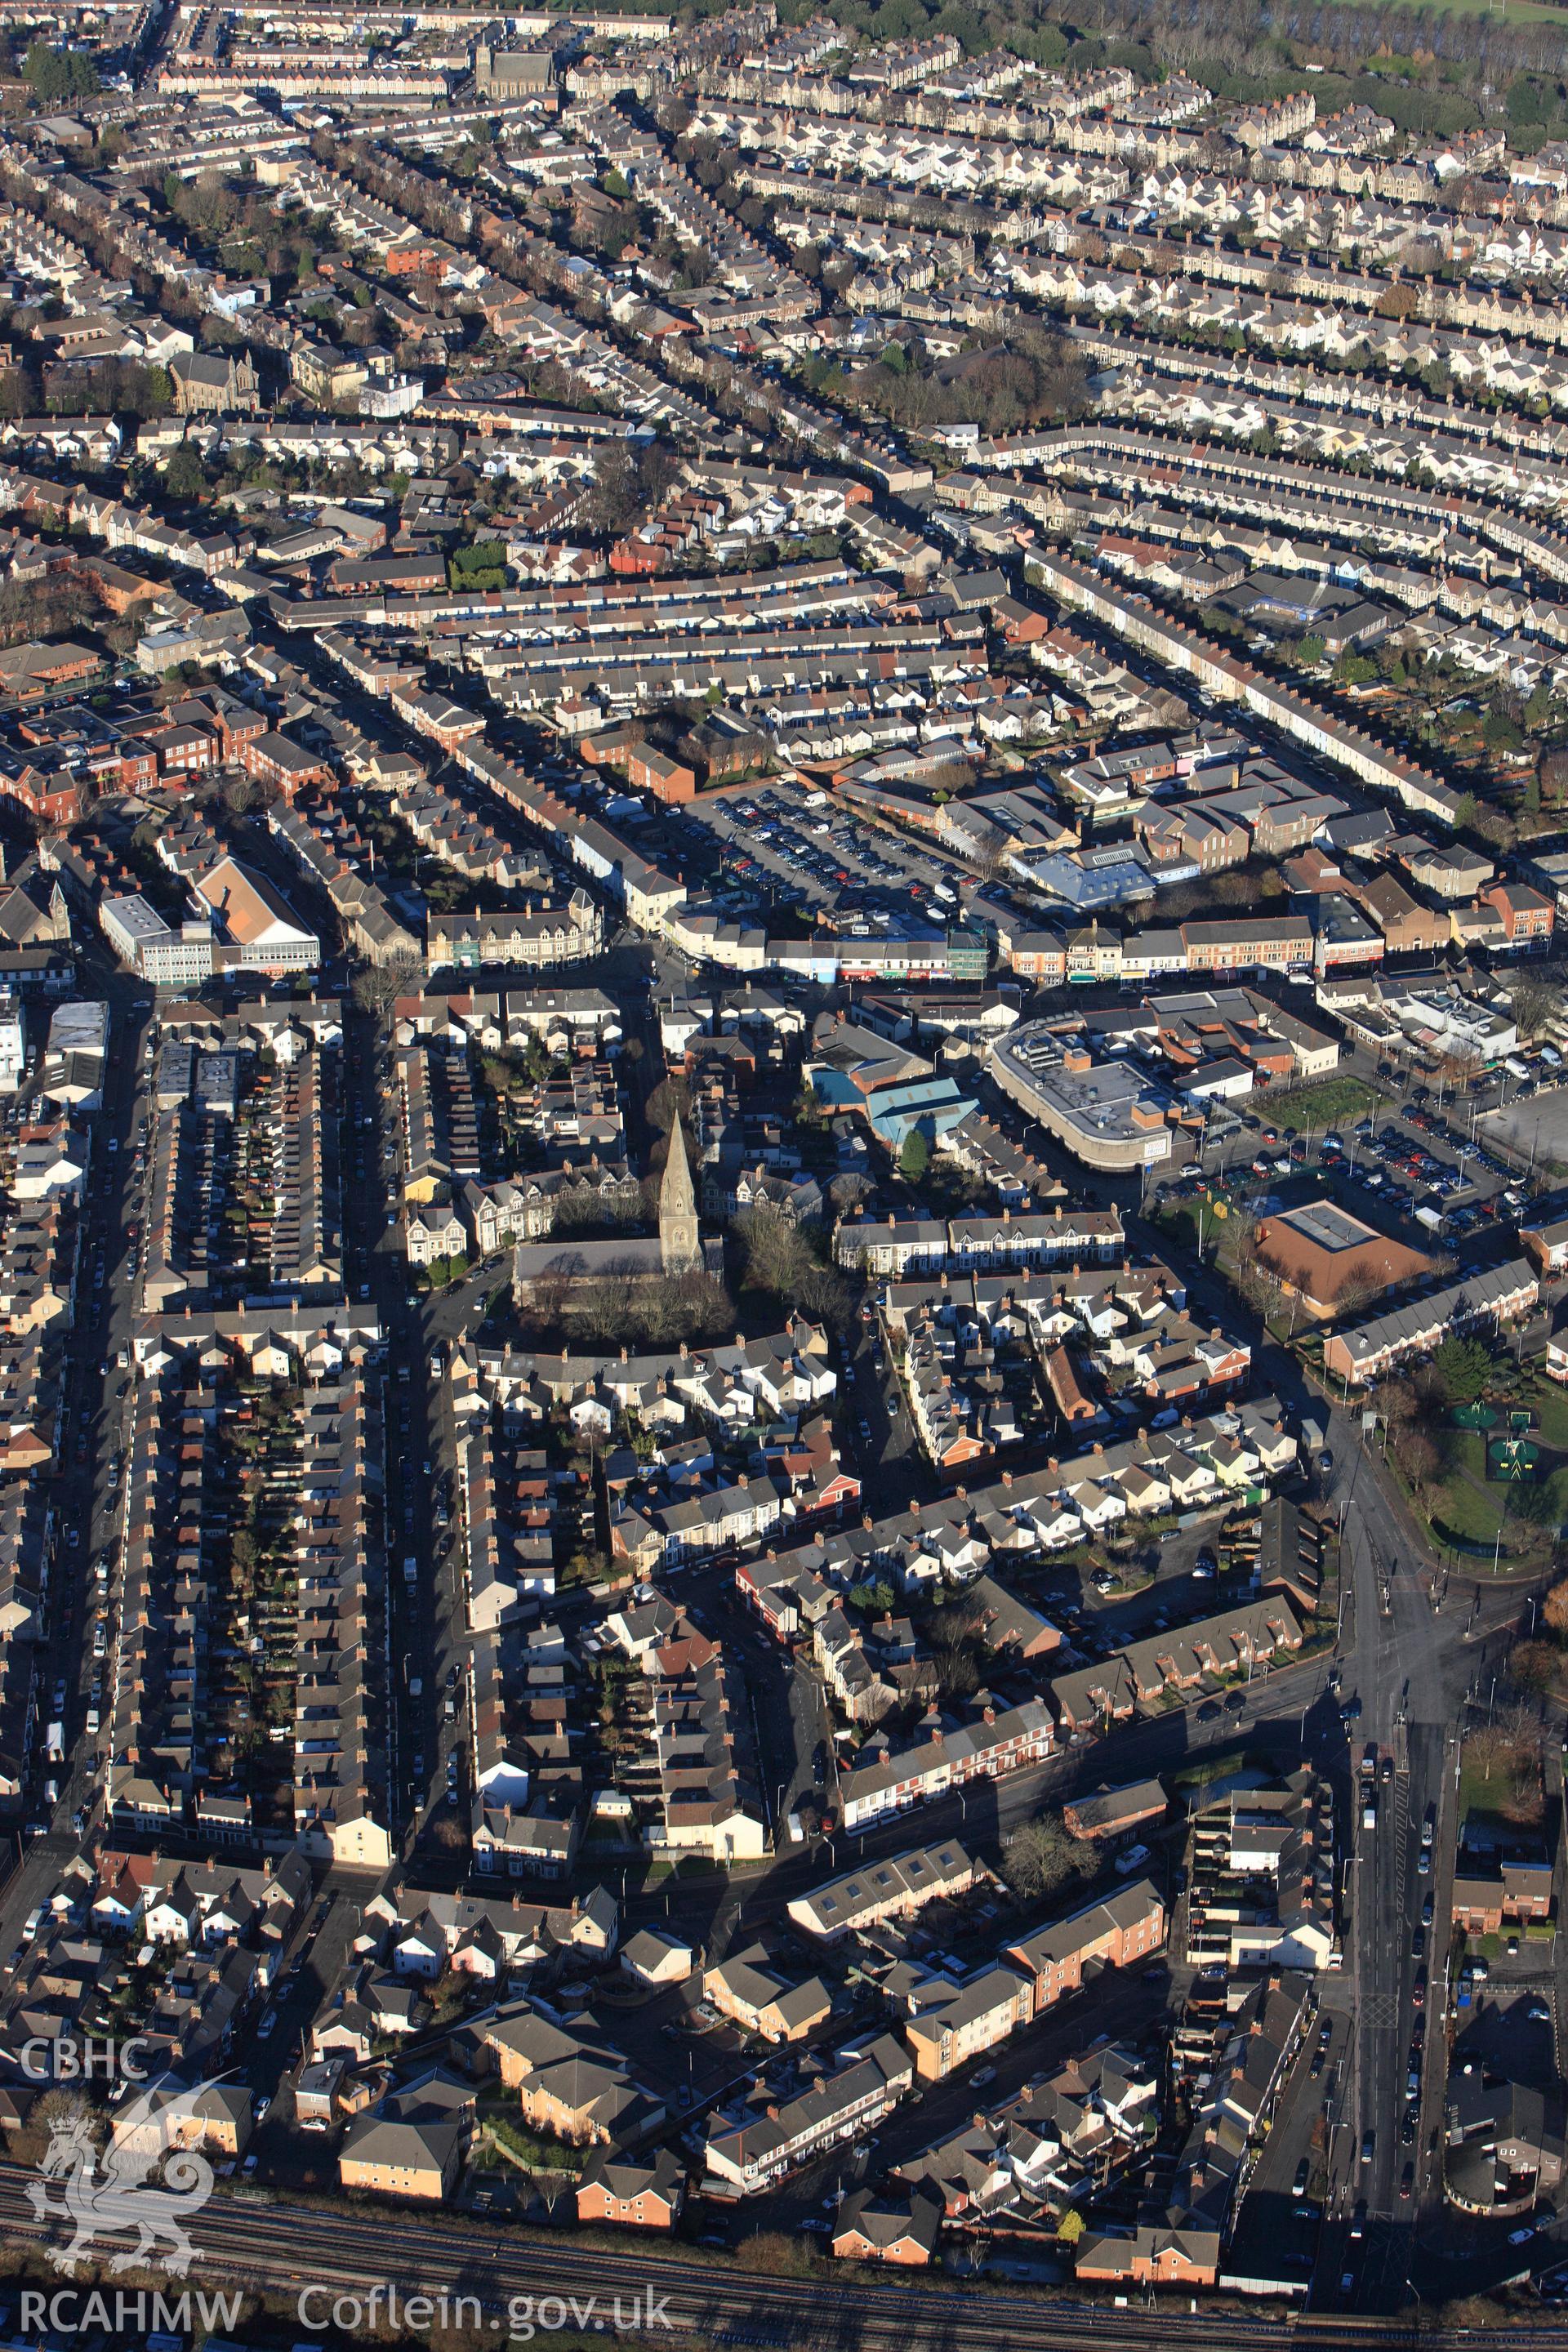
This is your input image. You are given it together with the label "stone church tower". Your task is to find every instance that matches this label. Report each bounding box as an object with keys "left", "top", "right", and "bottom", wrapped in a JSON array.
[{"left": 658, "top": 1116, "right": 700, "bottom": 1275}]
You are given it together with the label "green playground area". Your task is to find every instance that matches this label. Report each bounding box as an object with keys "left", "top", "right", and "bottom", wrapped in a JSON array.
[{"left": 1484, "top": 1410, "right": 1543, "bottom": 1481}]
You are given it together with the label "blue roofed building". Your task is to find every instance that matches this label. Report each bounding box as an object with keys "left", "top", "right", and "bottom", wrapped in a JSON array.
[{"left": 863, "top": 1078, "right": 978, "bottom": 1150}]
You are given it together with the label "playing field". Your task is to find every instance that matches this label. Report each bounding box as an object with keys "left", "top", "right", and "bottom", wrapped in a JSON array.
[{"left": 1382, "top": 0, "right": 1568, "bottom": 19}]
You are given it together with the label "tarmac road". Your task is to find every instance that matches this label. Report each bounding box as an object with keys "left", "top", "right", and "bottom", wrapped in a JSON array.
[{"left": 1316, "top": 1405, "right": 1544, "bottom": 2314}]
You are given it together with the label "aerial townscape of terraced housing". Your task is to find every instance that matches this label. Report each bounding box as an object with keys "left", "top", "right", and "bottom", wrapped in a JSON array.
[{"left": 6, "top": 0, "right": 1568, "bottom": 2343}]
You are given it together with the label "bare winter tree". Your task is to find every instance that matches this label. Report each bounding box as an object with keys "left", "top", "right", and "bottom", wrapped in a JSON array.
[
  {"left": 352, "top": 950, "right": 424, "bottom": 1024},
  {"left": 1539, "top": 746, "right": 1568, "bottom": 812},
  {"left": 1510, "top": 975, "right": 1563, "bottom": 1045},
  {"left": 1000, "top": 1811, "right": 1094, "bottom": 1903},
  {"left": 523, "top": 1265, "right": 574, "bottom": 1332},
  {"left": 973, "top": 834, "right": 1013, "bottom": 887},
  {"left": 1396, "top": 1428, "right": 1441, "bottom": 1499},
  {"left": 219, "top": 768, "right": 266, "bottom": 816},
  {"left": 736, "top": 1202, "right": 813, "bottom": 1298},
  {"left": 737, "top": 1203, "right": 851, "bottom": 1330},
  {"left": 644, "top": 1075, "right": 691, "bottom": 1138},
  {"left": 926, "top": 1601, "right": 986, "bottom": 1704}
]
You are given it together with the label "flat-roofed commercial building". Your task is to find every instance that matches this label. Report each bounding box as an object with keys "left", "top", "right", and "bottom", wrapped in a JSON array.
[
  {"left": 989, "top": 1027, "right": 1172, "bottom": 1172},
  {"left": 100, "top": 894, "right": 216, "bottom": 989}
]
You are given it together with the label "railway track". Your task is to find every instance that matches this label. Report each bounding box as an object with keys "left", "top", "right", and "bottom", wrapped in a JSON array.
[{"left": 0, "top": 2166, "right": 1532, "bottom": 2352}]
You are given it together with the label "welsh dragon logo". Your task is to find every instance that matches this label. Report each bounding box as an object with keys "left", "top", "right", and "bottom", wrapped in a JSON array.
[{"left": 26, "top": 2073, "right": 220, "bottom": 2276}]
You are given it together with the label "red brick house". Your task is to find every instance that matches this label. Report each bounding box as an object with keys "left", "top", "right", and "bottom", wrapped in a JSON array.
[
  {"left": 627, "top": 746, "right": 696, "bottom": 804},
  {"left": 0, "top": 763, "right": 82, "bottom": 825},
  {"left": 1480, "top": 880, "right": 1554, "bottom": 947},
  {"left": 832, "top": 2189, "right": 942, "bottom": 2265},
  {"left": 574, "top": 2149, "right": 684, "bottom": 2230},
  {"left": 243, "top": 732, "right": 334, "bottom": 801},
  {"left": 608, "top": 536, "right": 670, "bottom": 578},
  {"left": 579, "top": 725, "right": 640, "bottom": 770},
  {"left": 1076, "top": 2225, "right": 1219, "bottom": 2289},
  {"left": 115, "top": 742, "right": 160, "bottom": 794},
  {"left": 385, "top": 238, "right": 443, "bottom": 278},
  {"left": 993, "top": 595, "right": 1050, "bottom": 646},
  {"left": 1450, "top": 1860, "right": 1553, "bottom": 1935},
  {"left": 200, "top": 695, "right": 267, "bottom": 760},
  {"left": 1004, "top": 1881, "right": 1165, "bottom": 2007},
  {"left": 134, "top": 722, "right": 218, "bottom": 782},
  {"left": 1009, "top": 933, "right": 1067, "bottom": 982}
]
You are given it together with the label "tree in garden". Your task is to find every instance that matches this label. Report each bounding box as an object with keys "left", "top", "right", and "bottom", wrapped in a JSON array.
[
  {"left": 1509, "top": 975, "right": 1562, "bottom": 1044},
  {"left": 899, "top": 1128, "right": 930, "bottom": 1185},
  {"left": 1000, "top": 1811, "right": 1093, "bottom": 1903},
  {"left": 23, "top": 42, "right": 99, "bottom": 99},
  {"left": 163, "top": 444, "right": 207, "bottom": 500},
  {"left": 27, "top": 2088, "right": 98, "bottom": 2161},
  {"left": 1539, "top": 747, "right": 1568, "bottom": 809},
  {"left": 1432, "top": 1334, "right": 1492, "bottom": 1406}
]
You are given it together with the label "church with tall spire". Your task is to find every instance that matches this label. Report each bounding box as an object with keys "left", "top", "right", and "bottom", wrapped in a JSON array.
[
  {"left": 512, "top": 1106, "right": 717, "bottom": 1302},
  {"left": 658, "top": 1115, "right": 700, "bottom": 1274}
]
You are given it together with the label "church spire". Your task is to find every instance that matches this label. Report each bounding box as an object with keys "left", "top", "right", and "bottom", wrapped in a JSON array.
[{"left": 658, "top": 1114, "right": 699, "bottom": 1275}]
